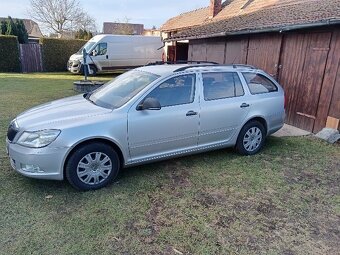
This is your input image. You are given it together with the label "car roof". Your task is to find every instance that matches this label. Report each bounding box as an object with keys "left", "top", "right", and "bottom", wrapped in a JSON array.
[
  {"left": 136, "top": 64, "right": 258, "bottom": 77},
  {"left": 135, "top": 64, "right": 189, "bottom": 76}
]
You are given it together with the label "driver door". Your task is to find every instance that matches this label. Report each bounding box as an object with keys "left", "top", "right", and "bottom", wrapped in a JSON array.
[
  {"left": 91, "top": 42, "right": 110, "bottom": 70},
  {"left": 127, "top": 73, "right": 199, "bottom": 162}
]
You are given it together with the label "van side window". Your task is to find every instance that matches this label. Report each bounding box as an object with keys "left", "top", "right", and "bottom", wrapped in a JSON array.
[
  {"left": 202, "top": 72, "right": 244, "bottom": 101},
  {"left": 94, "top": 43, "right": 107, "bottom": 55},
  {"left": 146, "top": 74, "right": 196, "bottom": 107},
  {"left": 243, "top": 72, "right": 278, "bottom": 94}
]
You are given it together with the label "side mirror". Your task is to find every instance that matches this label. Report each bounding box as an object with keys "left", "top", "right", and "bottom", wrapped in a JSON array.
[
  {"left": 91, "top": 50, "right": 97, "bottom": 56},
  {"left": 137, "top": 97, "right": 161, "bottom": 110}
]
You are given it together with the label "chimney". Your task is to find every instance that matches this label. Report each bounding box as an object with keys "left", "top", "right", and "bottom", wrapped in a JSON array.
[{"left": 209, "top": 0, "right": 222, "bottom": 18}]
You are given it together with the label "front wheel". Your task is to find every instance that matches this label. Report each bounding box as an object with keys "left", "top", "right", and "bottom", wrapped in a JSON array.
[
  {"left": 236, "top": 121, "right": 266, "bottom": 155},
  {"left": 65, "top": 143, "right": 120, "bottom": 190},
  {"left": 88, "top": 65, "right": 97, "bottom": 76}
]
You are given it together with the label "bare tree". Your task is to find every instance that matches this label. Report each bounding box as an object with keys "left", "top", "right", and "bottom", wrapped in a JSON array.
[
  {"left": 74, "top": 11, "right": 96, "bottom": 32},
  {"left": 28, "top": 0, "right": 95, "bottom": 37}
]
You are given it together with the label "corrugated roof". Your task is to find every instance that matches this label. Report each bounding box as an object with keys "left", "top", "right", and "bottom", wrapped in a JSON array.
[{"left": 161, "top": 0, "right": 340, "bottom": 40}]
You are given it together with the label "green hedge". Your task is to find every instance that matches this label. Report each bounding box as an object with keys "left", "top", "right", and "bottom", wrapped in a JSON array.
[
  {"left": 40, "top": 38, "right": 86, "bottom": 72},
  {"left": 0, "top": 35, "right": 20, "bottom": 72}
]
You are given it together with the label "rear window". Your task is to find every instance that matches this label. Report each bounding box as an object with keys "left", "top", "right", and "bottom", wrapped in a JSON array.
[{"left": 243, "top": 73, "right": 278, "bottom": 94}]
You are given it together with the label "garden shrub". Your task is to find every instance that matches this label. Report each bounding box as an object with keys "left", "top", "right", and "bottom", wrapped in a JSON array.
[
  {"left": 0, "top": 35, "right": 20, "bottom": 72},
  {"left": 40, "top": 38, "right": 86, "bottom": 72}
]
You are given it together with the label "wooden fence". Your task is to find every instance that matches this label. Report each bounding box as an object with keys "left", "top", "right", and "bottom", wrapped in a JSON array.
[{"left": 19, "top": 43, "right": 43, "bottom": 72}]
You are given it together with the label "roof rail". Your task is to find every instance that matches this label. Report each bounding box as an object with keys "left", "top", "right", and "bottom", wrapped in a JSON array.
[
  {"left": 174, "top": 64, "right": 217, "bottom": 72},
  {"left": 145, "top": 60, "right": 218, "bottom": 66},
  {"left": 228, "top": 64, "right": 256, "bottom": 69},
  {"left": 173, "top": 63, "right": 256, "bottom": 72}
]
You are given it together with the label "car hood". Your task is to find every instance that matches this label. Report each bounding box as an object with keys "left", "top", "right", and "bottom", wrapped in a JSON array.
[
  {"left": 69, "top": 54, "right": 82, "bottom": 61},
  {"left": 16, "top": 94, "right": 112, "bottom": 130}
]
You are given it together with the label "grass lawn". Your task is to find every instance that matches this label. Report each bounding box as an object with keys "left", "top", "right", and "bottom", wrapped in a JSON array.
[{"left": 0, "top": 72, "right": 339, "bottom": 255}]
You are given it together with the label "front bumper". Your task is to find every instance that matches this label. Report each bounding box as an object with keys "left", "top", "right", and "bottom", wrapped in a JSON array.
[
  {"left": 6, "top": 139, "right": 69, "bottom": 180},
  {"left": 67, "top": 60, "right": 81, "bottom": 74}
]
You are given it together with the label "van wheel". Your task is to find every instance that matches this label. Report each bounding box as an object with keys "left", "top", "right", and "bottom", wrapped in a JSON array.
[
  {"left": 236, "top": 121, "right": 265, "bottom": 155},
  {"left": 89, "top": 65, "right": 97, "bottom": 76},
  {"left": 65, "top": 143, "right": 120, "bottom": 191}
]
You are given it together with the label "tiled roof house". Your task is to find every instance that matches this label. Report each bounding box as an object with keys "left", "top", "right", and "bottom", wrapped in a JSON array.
[
  {"left": 162, "top": 0, "right": 340, "bottom": 40},
  {"left": 0, "top": 17, "right": 43, "bottom": 38}
]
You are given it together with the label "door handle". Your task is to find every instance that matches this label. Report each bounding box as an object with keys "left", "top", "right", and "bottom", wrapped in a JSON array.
[
  {"left": 106, "top": 55, "right": 108, "bottom": 59},
  {"left": 186, "top": 110, "right": 198, "bottom": 116},
  {"left": 240, "top": 103, "right": 250, "bottom": 108}
]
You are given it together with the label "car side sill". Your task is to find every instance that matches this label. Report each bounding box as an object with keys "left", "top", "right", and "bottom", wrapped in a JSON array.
[{"left": 125, "top": 141, "right": 234, "bottom": 167}]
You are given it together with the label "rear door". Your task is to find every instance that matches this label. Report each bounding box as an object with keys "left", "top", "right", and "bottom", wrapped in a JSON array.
[
  {"left": 128, "top": 73, "right": 199, "bottom": 161},
  {"left": 198, "top": 71, "right": 250, "bottom": 146}
]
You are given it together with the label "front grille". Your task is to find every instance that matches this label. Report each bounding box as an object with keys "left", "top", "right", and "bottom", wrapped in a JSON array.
[{"left": 7, "top": 124, "right": 18, "bottom": 142}]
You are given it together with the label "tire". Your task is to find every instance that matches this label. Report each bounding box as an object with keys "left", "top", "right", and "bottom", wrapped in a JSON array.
[
  {"left": 236, "top": 120, "right": 266, "bottom": 155},
  {"left": 88, "top": 65, "right": 97, "bottom": 76},
  {"left": 65, "top": 142, "right": 120, "bottom": 191}
]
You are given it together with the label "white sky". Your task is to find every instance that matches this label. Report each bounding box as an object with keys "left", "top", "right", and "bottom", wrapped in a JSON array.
[{"left": 0, "top": 0, "right": 209, "bottom": 32}]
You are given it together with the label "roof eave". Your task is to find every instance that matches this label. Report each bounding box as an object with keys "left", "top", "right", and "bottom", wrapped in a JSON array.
[{"left": 164, "top": 19, "right": 340, "bottom": 42}]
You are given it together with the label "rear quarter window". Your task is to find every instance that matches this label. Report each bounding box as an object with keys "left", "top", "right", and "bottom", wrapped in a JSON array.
[{"left": 243, "top": 73, "right": 278, "bottom": 94}]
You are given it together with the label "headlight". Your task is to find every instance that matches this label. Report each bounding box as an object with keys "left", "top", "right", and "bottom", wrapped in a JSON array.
[{"left": 17, "top": 130, "right": 61, "bottom": 148}]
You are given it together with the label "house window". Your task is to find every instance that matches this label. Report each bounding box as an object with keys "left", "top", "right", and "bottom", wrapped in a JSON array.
[
  {"left": 202, "top": 72, "right": 244, "bottom": 101},
  {"left": 242, "top": 72, "right": 278, "bottom": 94},
  {"left": 146, "top": 74, "right": 196, "bottom": 107}
]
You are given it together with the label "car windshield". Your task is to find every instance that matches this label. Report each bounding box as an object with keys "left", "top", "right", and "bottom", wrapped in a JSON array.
[
  {"left": 77, "top": 42, "right": 96, "bottom": 54},
  {"left": 89, "top": 70, "right": 160, "bottom": 109}
]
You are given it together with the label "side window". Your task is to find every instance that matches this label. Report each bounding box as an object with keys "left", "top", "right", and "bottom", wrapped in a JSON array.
[
  {"left": 146, "top": 74, "right": 196, "bottom": 107},
  {"left": 243, "top": 72, "right": 278, "bottom": 94},
  {"left": 93, "top": 43, "right": 107, "bottom": 55},
  {"left": 203, "top": 72, "right": 244, "bottom": 101}
]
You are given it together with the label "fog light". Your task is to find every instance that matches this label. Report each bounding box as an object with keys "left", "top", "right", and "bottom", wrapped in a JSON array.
[{"left": 20, "top": 163, "right": 44, "bottom": 173}]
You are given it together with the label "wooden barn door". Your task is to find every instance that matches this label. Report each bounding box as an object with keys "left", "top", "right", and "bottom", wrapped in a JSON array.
[
  {"left": 224, "top": 38, "right": 248, "bottom": 64},
  {"left": 246, "top": 34, "right": 282, "bottom": 79},
  {"left": 167, "top": 45, "right": 176, "bottom": 62},
  {"left": 278, "top": 32, "right": 332, "bottom": 132}
]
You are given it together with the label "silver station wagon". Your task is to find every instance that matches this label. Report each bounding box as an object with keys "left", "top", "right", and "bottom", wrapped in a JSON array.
[{"left": 6, "top": 63, "right": 285, "bottom": 190}]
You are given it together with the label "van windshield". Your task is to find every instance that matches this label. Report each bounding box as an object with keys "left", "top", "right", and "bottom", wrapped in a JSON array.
[
  {"left": 77, "top": 42, "right": 96, "bottom": 54},
  {"left": 89, "top": 70, "right": 160, "bottom": 109}
]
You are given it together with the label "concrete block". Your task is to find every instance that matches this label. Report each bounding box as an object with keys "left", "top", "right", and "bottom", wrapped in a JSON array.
[{"left": 315, "top": 128, "right": 340, "bottom": 144}]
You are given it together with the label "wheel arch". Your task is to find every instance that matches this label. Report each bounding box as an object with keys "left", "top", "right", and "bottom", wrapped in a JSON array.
[
  {"left": 238, "top": 116, "right": 268, "bottom": 140},
  {"left": 244, "top": 116, "right": 268, "bottom": 134},
  {"left": 62, "top": 137, "right": 125, "bottom": 179}
]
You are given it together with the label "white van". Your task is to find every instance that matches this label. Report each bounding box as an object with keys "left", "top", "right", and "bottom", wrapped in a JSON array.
[{"left": 67, "top": 34, "right": 163, "bottom": 75}]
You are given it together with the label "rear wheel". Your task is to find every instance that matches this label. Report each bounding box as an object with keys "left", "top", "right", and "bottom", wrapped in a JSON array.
[
  {"left": 65, "top": 142, "right": 120, "bottom": 190},
  {"left": 236, "top": 120, "right": 266, "bottom": 155}
]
